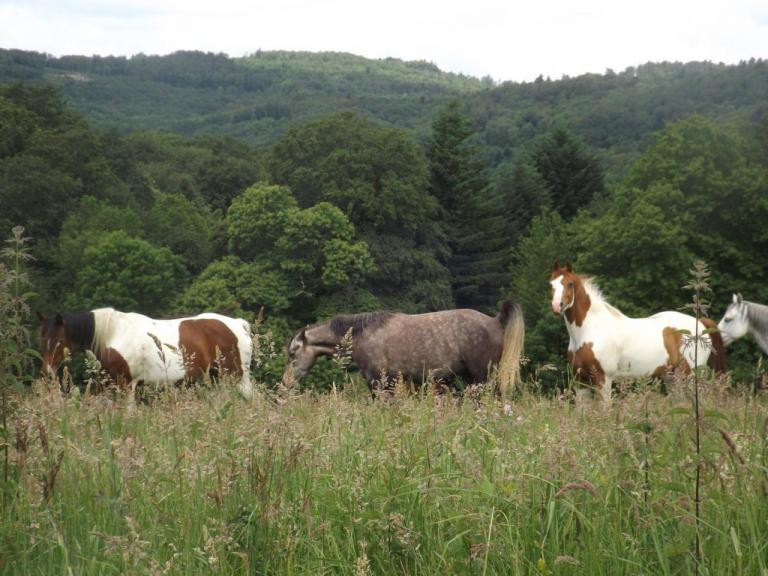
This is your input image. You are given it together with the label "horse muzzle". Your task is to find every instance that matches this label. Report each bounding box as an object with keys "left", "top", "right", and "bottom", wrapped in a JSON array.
[{"left": 281, "top": 364, "right": 304, "bottom": 388}]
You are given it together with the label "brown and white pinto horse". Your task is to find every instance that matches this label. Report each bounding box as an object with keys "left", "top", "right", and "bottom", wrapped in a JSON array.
[
  {"left": 38, "top": 308, "right": 254, "bottom": 399},
  {"left": 550, "top": 262, "right": 725, "bottom": 402},
  {"left": 283, "top": 300, "right": 525, "bottom": 395}
]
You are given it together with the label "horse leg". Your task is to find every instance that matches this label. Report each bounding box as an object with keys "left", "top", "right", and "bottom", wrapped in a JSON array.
[
  {"left": 600, "top": 376, "right": 613, "bottom": 405},
  {"left": 126, "top": 379, "right": 140, "bottom": 413},
  {"left": 238, "top": 372, "right": 254, "bottom": 400},
  {"left": 575, "top": 386, "right": 593, "bottom": 403}
]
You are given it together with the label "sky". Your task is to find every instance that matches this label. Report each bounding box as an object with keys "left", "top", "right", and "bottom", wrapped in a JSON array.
[{"left": 0, "top": 0, "right": 767, "bottom": 83}]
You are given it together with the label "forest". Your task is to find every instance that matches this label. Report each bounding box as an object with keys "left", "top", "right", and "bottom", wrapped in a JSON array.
[{"left": 1, "top": 51, "right": 768, "bottom": 386}]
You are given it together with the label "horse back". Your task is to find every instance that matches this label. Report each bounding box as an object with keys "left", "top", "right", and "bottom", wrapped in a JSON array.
[{"left": 357, "top": 309, "right": 503, "bottom": 381}]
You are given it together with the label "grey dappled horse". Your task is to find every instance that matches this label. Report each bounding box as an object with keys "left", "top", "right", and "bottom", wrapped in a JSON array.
[{"left": 283, "top": 301, "right": 525, "bottom": 394}]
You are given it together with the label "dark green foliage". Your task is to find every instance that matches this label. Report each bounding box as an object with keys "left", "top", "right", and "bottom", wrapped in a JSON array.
[
  {"left": 507, "top": 210, "right": 577, "bottom": 386},
  {"left": 143, "top": 191, "right": 219, "bottom": 274},
  {"left": 269, "top": 112, "right": 452, "bottom": 311},
  {"left": 0, "top": 154, "right": 79, "bottom": 242},
  {"left": 496, "top": 157, "right": 551, "bottom": 245},
  {"left": 4, "top": 51, "right": 767, "bottom": 178},
  {"left": 68, "top": 231, "right": 187, "bottom": 315},
  {"left": 120, "top": 132, "right": 264, "bottom": 212},
  {"left": 531, "top": 126, "right": 605, "bottom": 221},
  {"left": 427, "top": 100, "right": 508, "bottom": 311},
  {"left": 227, "top": 183, "right": 298, "bottom": 260},
  {"left": 472, "top": 60, "right": 768, "bottom": 175},
  {"left": 579, "top": 116, "right": 768, "bottom": 316},
  {"left": 52, "top": 197, "right": 144, "bottom": 296},
  {"left": 576, "top": 182, "right": 695, "bottom": 315},
  {"left": 225, "top": 183, "right": 376, "bottom": 322},
  {"left": 178, "top": 256, "right": 292, "bottom": 318}
]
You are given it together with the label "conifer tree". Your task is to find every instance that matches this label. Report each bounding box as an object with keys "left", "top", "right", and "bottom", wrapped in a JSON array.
[
  {"left": 532, "top": 126, "right": 604, "bottom": 221},
  {"left": 427, "top": 100, "right": 508, "bottom": 311}
]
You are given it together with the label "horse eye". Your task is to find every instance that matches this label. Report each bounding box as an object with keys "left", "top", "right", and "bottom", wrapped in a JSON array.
[
  {"left": 724, "top": 318, "right": 732, "bottom": 323},
  {"left": 568, "top": 282, "right": 574, "bottom": 288}
]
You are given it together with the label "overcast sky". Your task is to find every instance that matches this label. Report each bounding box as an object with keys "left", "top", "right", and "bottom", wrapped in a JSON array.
[{"left": 1, "top": 0, "right": 766, "bottom": 82}]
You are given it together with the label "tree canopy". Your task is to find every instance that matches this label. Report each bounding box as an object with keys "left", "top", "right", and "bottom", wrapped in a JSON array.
[{"left": 3, "top": 62, "right": 768, "bottom": 385}]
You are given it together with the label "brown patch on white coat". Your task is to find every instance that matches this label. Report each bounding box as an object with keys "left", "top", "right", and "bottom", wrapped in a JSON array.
[
  {"left": 178, "top": 319, "right": 243, "bottom": 380},
  {"left": 566, "top": 342, "right": 606, "bottom": 390},
  {"left": 652, "top": 326, "right": 692, "bottom": 378}
]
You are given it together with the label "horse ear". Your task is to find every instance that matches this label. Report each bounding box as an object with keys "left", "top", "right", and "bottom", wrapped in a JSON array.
[
  {"left": 54, "top": 313, "right": 63, "bottom": 326},
  {"left": 736, "top": 293, "right": 743, "bottom": 304},
  {"left": 565, "top": 261, "right": 573, "bottom": 272},
  {"left": 733, "top": 293, "right": 742, "bottom": 304},
  {"left": 299, "top": 326, "right": 308, "bottom": 344},
  {"left": 36, "top": 311, "right": 46, "bottom": 322},
  {"left": 552, "top": 259, "right": 560, "bottom": 272}
]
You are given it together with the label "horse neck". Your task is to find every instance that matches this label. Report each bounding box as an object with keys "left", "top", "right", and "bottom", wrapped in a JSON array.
[
  {"left": 61, "top": 311, "right": 96, "bottom": 354},
  {"left": 306, "top": 322, "right": 342, "bottom": 350},
  {"left": 565, "top": 281, "right": 621, "bottom": 336},
  {"left": 746, "top": 301, "right": 768, "bottom": 339}
]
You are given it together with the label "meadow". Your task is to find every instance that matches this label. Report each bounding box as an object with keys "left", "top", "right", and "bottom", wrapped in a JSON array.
[{"left": 0, "top": 369, "right": 766, "bottom": 575}]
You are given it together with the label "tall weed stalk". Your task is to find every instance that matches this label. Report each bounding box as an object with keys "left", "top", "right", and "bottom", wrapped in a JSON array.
[
  {"left": 0, "top": 227, "right": 35, "bottom": 499},
  {"left": 681, "top": 260, "right": 712, "bottom": 571}
]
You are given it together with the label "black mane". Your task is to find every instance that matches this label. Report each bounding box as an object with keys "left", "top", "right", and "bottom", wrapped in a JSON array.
[
  {"left": 64, "top": 311, "right": 96, "bottom": 349},
  {"left": 329, "top": 311, "right": 395, "bottom": 337}
]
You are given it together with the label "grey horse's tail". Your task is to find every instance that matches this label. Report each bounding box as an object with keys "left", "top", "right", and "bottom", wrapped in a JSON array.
[{"left": 497, "top": 299, "right": 525, "bottom": 397}]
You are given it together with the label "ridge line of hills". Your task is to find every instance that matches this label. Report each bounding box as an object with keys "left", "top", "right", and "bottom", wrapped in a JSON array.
[{"left": 1, "top": 47, "right": 767, "bottom": 176}]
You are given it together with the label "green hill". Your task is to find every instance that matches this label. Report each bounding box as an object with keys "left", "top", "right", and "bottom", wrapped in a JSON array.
[
  {"left": 0, "top": 49, "right": 487, "bottom": 146},
  {"left": 2, "top": 49, "right": 766, "bottom": 176}
]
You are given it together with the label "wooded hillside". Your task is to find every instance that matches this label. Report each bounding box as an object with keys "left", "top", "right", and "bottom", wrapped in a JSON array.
[{"left": 1, "top": 51, "right": 767, "bottom": 385}]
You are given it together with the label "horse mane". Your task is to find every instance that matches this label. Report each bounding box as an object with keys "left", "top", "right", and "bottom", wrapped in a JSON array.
[
  {"left": 90, "top": 308, "right": 119, "bottom": 358},
  {"left": 581, "top": 276, "right": 625, "bottom": 319},
  {"left": 329, "top": 311, "right": 395, "bottom": 337},
  {"left": 746, "top": 300, "right": 768, "bottom": 337},
  {"left": 62, "top": 311, "right": 96, "bottom": 351}
]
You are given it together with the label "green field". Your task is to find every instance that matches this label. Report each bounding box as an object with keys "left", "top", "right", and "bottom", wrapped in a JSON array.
[{"left": 1, "top": 373, "right": 766, "bottom": 575}]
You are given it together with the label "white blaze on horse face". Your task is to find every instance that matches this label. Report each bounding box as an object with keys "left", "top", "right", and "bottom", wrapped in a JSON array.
[
  {"left": 550, "top": 275, "right": 565, "bottom": 315},
  {"left": 718, "top": 301, "right": 748, "bottom": 345}
]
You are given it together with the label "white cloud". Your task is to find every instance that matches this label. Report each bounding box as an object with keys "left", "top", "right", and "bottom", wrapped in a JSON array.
[{"left": 0, "top": 0, "right": 765, "bottom": 81}]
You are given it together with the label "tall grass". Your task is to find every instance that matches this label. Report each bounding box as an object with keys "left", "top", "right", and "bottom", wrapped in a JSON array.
[{"left": 0, "top": 378, "right": 766, "bottom": 575}]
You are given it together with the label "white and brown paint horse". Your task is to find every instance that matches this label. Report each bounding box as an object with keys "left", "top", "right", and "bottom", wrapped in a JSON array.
[
  {"left": 38, "top": 308, "right": 254, "bottom": 399},
  {"left": 718, "top": 293, "right": 768, "bottom": 355},
  {"left": 283, "top": 300, "right": 525, "bottom": 395},
  {"left": 550, "top": 262, "right": 725, "bottom": 402}
]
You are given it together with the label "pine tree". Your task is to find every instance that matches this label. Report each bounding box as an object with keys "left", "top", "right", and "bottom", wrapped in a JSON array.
[
  {"left": 427, "top": 100, "right": 508, "bottom": 312},
  {"left": 497, "top": 157, "right": 551, "bottom": 246},
  {"left": 532, "top": 127, "right": 604, "bottom": 221}
]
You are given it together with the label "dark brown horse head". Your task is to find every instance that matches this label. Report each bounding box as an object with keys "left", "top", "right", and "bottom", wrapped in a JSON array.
[
  {"left": 37, "top": 311, "right": 95, "bottom": 378},
  {"left": 38, "top": 312, "right": 68, "bottom": 377}
]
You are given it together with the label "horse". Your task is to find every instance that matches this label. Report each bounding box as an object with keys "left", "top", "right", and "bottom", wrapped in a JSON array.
[
  {"left": 549, "top": 261, "right": 725, "bottom": 402},
  {"left": 718, "top": 293, "right": 768, "bottom": 355},
  {"left": 38, "top": 308, "right": 254, "bottom": 400},
  {"left": 282, "top": 300, "right": 525, "bottom": 395}
]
